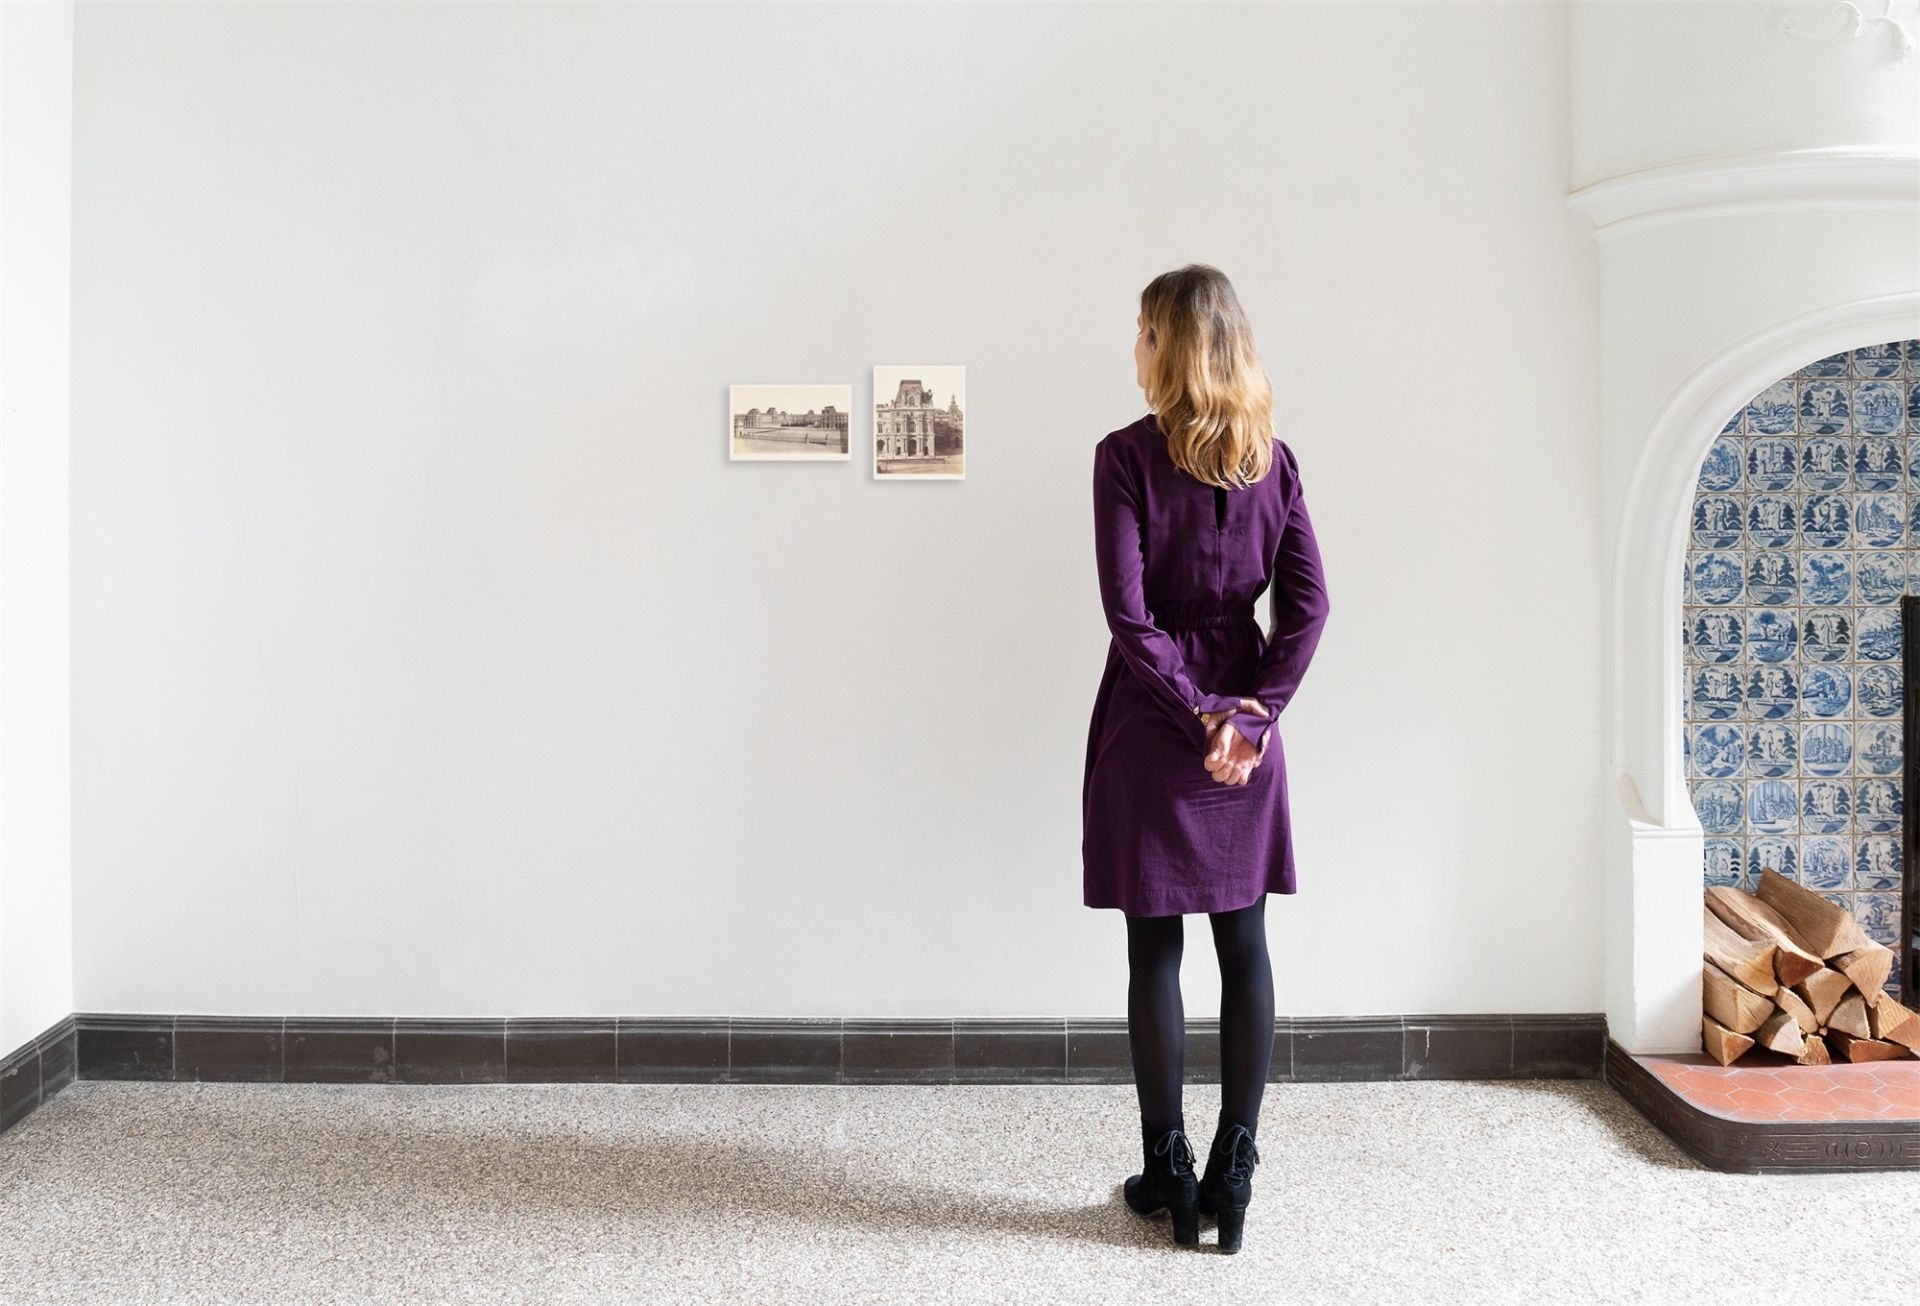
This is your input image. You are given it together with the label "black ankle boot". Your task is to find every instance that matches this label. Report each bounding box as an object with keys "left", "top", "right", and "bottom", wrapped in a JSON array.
[
  {"left": 1122, "top": 1120, "right": 1200, "bottom": 1246},
  {"left": 1196, "top": 1117, "right": 1261, "bottom": 1253}
]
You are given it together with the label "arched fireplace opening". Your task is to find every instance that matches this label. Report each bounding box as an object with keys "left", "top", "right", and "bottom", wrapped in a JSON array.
[{"left": 1681, "top": 339, "right": 1920, "bottom": 1008}]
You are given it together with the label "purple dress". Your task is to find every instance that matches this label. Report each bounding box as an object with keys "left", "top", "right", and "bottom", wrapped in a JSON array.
[{"left": 1082, "top": 413, "right": 1332, "bottom": 917}]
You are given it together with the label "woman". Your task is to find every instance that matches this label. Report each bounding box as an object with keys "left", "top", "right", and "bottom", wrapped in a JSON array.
[{"left": 1081, "top": 263, "right": 1331, "bottom": 1253}]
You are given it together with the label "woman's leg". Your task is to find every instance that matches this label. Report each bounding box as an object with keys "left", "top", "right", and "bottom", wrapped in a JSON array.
[
  {"left": 1123, "top": 910, "right": 1186, "bottom": 1130},
  {"left": 1208, "top": 896, "right": 1275, "bottom": 1128}
]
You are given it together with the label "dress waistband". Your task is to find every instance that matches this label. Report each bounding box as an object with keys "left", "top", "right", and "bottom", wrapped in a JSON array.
[{"left": 1147, "top": 597, "right": 1258, "bottom": 629}]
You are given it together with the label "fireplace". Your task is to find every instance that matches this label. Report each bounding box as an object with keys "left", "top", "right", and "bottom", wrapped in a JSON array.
[{"left": 1564, "top": 5, "right": 1920, "bottom": 1147}]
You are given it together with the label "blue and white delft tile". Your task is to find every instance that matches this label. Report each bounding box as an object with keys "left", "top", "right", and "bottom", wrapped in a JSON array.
[
  {"left": 1852, "top": 344, "right": 1903, "bottom": 379},
  {"left": 1798, "top": 663, "right": 1851, "bottom": 716},
  {"left": 1693, "top": 780, "right": 1744, "bottom": 833},
  {"left": 1855, "top": 435, "right": 1903, "bottom": 488},
  {"left": 1800, "top": 778, "right": 1850, "bottom": 833},
  {"left": 1703, "top": 839, "right": 1745, "bottom": 888},
  {"left": 1856, "top": 835, "right": 1902, "bottom": 891},
  {"left": 1751, "top": 722, "right": 1801, "bottom": 776},
  {"left": 1689, "top": 609, "right": 1744, "bottom": 663},
  {"left": 1800, "top": 836, "right": 1853, "bottom": 889},
  {"left": 1857, "top": 892, "right": 1901, "bottom": 946},
  {"left": 1856, "top": 605, "right": 1900, "bottom": 657},
  {"left": 1856, "top": 778, "right": 1902, "bottom": 833},
  {"left": 1747, "top": 836, "right": 1797, "bottom": 883}
]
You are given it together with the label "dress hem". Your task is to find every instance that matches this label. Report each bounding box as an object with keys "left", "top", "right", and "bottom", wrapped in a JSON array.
[{"left": 1082, "top": 882, "right": 1296, "bottom": 917}]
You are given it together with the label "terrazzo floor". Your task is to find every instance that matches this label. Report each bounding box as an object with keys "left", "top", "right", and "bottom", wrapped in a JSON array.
[{"left": 0, "top": 1078, "right": 1915, "bottom": 1305}]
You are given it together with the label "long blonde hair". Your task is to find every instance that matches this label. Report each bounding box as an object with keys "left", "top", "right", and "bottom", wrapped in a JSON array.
[{"left": 1138, "top": 263, "right": 1276, "bottom": 489}]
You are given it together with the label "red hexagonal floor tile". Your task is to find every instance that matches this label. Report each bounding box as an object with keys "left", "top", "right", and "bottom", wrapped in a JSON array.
[{"left": 1636, "top": 1051, "right": 1920, "bottom": 1122}]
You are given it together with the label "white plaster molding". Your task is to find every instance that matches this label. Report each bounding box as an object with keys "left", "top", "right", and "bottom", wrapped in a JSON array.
[
  {"left": 1758, "top": 1, "right": 1919, "bottom": 59},
  {"left": 1567, "top": 147, "right": 1920, "bottom": 238},
  {"left": 1615, "top": 772, "right": 1698, "bottom": 840}
]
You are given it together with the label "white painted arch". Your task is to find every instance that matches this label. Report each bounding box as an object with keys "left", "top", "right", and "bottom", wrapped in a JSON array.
[
  {"left": 1617, "top": 292, "right": 1920, "bottom": 833},
  {"left": 1602, "top": 291, "right": 1920, "bottom": 1052}
]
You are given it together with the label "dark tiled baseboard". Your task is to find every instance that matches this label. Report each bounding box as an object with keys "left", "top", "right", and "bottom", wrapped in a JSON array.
[
  {"left": 0, "top": 1016, "right": 77, "bottom": 1137},
  {"left": 43, "top": 1016, "right": 1920, "bottom": 1178},
  {"left": 38, "top": 1013, "right": 1606, "bottom": 1096},
  {"left": 32, "top": 1016, "right": 1920, "bottom": 1176},
  {"left": 1602, "top": 1036, "right": 1920, "bottom": 1173}
]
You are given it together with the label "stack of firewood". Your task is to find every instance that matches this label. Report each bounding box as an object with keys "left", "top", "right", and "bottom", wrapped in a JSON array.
[{"left": 1702, "top": 867, "right": 1919, "bottom": 1066}]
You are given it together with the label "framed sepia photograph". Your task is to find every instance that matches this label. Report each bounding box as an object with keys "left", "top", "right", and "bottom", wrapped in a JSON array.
[
  {"left": 728, "top": 384, "right": 852, "bottom": 460},
  {"left": 872, "top": 365, "right": 965, "bottom": 480}
]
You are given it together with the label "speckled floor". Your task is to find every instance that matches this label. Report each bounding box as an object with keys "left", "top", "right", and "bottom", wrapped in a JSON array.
[{"left": 0, "top": 1079, "right": 1914, "bottom": 1304}]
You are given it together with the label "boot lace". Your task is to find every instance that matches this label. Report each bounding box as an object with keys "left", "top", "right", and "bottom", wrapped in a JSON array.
[
  {"left": 1215, "top": 1125, "right": 1260, "bottom": 1182},
  {"left": 1151, "top": 1128, "right": 1197, "bottom": 1176}
]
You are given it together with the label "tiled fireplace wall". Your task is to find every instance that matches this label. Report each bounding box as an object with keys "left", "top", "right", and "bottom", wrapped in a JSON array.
[{"left": 1684, "top": 338, "right": 1919, "bottom": 1003}]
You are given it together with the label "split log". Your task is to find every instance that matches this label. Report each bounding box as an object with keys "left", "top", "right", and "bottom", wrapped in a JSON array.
[
  {"left": 1774, "top": 985, "right": 1819, "bottom": 1037},
  {"left": 1752, "top": 867, "right": 1875, "bottom": 958},
  {"left": 1828, "top": 992, "right": 1872, "bottom": 1039},
  {"left": 1703, "top": 961, "right": 1774, "bottom": 1034},
  {"left": 1702, "top": 1016, "right": 1755, "bottom": 1067},
  {"left": 1797, "top": 1031, "right": 1833, "bottom": 1065},
  {"left": 1705, "top": 887, "right": 1825, "bottom": 986},
  {"left": 1792, "top": 968, "right": 1854, "bottom": 1027},
  {"left": 1868, "top": 994, "right": 1920, "bottom": 1051},
  {"left": 1704, "top": 908, "right": 1778, "bottom": 994},
  {"left": 1827, "top": 1032, "right": 1910, "bottom": 1062},
  {"left": 1832, "top": 943, "right": 1893, "bottom": 1007},
  {"left": 1751, "top": 1009, "right": 1806, "bottom": 1057}
]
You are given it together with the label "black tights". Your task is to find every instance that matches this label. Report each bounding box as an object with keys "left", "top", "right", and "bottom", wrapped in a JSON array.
[{"left": 1124, "top": 896, "right": 1274, "bottom": 1135}]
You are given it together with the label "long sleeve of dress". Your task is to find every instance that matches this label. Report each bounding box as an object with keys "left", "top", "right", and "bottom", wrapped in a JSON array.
[
  {"left": 1093, "top": 439, "right": 1246, "bottom": 753},
  {"left": 1229, "top": 443, "right": 1331, "bottom": 755}
]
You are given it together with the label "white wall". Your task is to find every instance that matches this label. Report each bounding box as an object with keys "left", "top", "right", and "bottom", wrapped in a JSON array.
[
  {"left": 69, "top": 2, "right": 1600, "bottom": 1020},
  {"left": 0, "top": 0, "right": 75, "bottom": 1053}
]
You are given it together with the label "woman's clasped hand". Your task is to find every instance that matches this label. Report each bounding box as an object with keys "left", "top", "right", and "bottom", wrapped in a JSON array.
[{"left": 1198, "top": 698, "right": 1270, "bottom": 786}]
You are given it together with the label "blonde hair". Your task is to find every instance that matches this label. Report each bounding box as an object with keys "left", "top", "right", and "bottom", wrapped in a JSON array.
[{"left": 1138, "top": 263, "right": 1276, "bottom": 489}]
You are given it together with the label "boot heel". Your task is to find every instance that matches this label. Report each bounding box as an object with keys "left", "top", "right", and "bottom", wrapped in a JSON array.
[
  {"left": 1215, "top": 1202, "right": 1246, "bottom": 1254},
  {"left": 1200, "top": 1120, "right": 1260, "bottom": 1253},
  {"left": 1127, "top": 1123, "right": 1201, "bottom": 1247},
  {"left": 1170, "top": 1193, "right": 1200, "bottom": 1245}
]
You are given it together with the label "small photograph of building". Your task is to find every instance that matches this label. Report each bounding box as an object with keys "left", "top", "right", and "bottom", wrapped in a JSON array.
[
  {"left": 873, "top": 365, "right": 965, "bottom": 480},
  {"left": 729, "top": 384, "right": 852, "bottom": 460}
]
